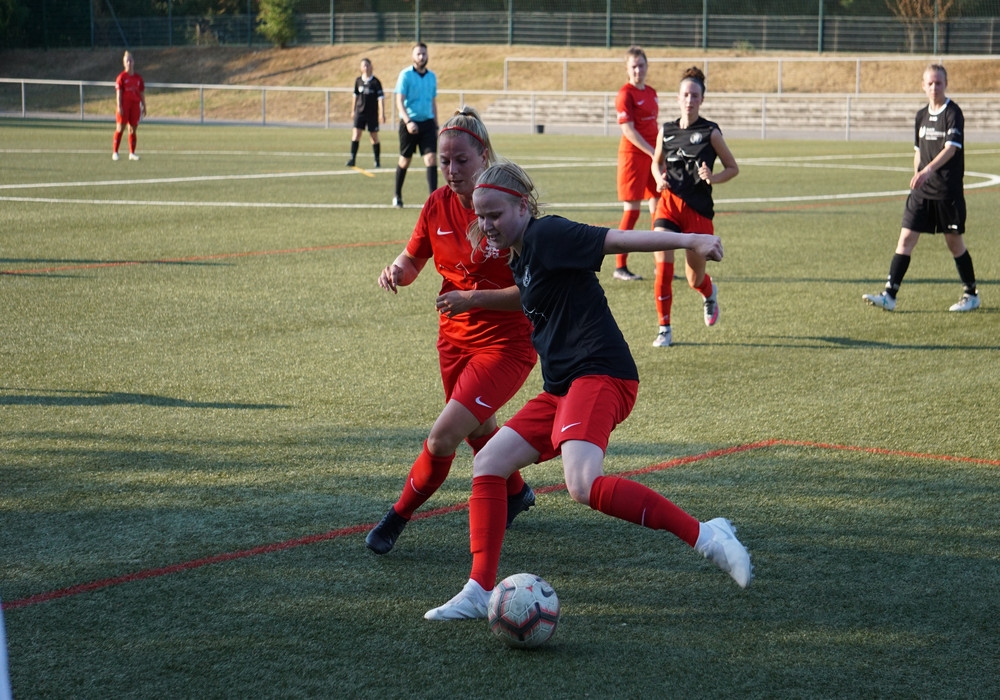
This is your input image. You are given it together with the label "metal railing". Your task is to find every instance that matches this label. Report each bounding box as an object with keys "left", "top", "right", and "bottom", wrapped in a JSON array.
[{"left": 4, "top": 78, "right": 1000, "bottom": 141}]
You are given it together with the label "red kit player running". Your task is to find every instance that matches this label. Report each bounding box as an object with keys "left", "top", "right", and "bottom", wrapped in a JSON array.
[
  {"left": 113, "top": 51, "right": 146, "bottom": 162},
  {"left": 367, "top": 107, "right": 538, "bottom": 556}
]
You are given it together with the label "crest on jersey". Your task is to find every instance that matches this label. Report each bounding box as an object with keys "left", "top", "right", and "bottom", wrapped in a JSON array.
[{"left": 689, "top": 132, "right": 704, "bottom": 144}]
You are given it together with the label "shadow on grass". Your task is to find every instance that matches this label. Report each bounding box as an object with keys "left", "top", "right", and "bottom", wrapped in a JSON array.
[{"left": 0, "top": 388, "right": 289, "bottom": 409}]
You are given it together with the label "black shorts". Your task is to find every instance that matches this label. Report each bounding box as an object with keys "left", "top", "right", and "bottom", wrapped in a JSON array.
[
  {"left": 901, "top": 192, "right": 966, "bottom": 234},
  {"left": 353, "top": 112, "right": 379, "bottom": 132},
  {"left": 398, "top": 118, "right": 437, "bottom": 159}
]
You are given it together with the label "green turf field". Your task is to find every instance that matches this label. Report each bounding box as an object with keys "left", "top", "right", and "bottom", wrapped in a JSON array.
[{"left": 2, "top": 119, "right": 999, "bottom": 698}]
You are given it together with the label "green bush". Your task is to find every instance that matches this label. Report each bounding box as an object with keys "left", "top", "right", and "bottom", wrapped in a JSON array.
[{"left": 256, "top": 0, "right": 296, "bottom": 48}]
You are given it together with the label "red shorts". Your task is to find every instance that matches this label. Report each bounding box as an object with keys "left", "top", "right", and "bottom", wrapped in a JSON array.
[
  {"left": 504, "top": 375, "right": 639, "bottom": 463},
  {"left": 654, "top": 190, "right": 714, "bottom": 234},
  {"left": 617, "top": 150, "right": 658, "bottom": 202},
  {"left": 116, "top": 101, "right": 141, "bottom": 128},
  {"left": 438, "top": 339, "right": 537, "bottom": 424}
]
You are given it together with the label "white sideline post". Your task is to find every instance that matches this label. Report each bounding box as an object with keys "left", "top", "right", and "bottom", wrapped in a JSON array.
[{"left": 0, "top": 595, "right": 10, "bottom": 700}]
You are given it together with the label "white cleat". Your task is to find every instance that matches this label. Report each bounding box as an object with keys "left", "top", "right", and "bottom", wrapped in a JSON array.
[
  {"left": 652, "top": 326, "right": 672, "bottom": 347},
  {"left": 703, "top": 283, "right": 719, "bottom": 326},
  {"left": 424, "top": 579, "right": 490, "bottom": 620},
  {"left": 112, "top": 152, "right": 120, "bottom": 161},
  {"left": 948, "top": 293, "right": 980, "bottom": 312},
  {"left": 128, "top": 153, "right": 140, "bottom": 161},
  {"left": 696, "top": 518, "right": 753, "bottom": 589},
  {"left": 863, "top": 291, "right": 896, "bottom": 311}
]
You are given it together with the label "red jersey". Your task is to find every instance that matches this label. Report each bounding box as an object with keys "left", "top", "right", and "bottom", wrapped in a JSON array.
[
  {"left": 116, "top": 71, "right": 145, "bottom": 105},
  {"left": 406, "top": 187, "right": 534, "bottom": 351},
  {"left": 616, "top": 83, "right": 658, "bottom": 153}
]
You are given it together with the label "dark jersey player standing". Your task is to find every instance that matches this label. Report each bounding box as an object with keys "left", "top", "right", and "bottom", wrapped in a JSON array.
[{"left": 863, "top": 64, "right": 980, "bottom": 312}]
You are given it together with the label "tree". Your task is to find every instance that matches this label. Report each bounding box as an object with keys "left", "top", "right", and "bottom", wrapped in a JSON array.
[
  {"left": 256, "top": 0, "right": 296, "bottom": 47},
  {"left": 885, "top": 0, "right": 955, "bottom": 51}
]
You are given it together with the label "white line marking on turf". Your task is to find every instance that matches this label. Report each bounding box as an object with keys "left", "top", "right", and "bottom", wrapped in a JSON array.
[
  {"left": 2, "top": 153, "right": 998, "bottom": 207},
  {"left": 0, "top": 169, "right": 363, "bottom": 191}
]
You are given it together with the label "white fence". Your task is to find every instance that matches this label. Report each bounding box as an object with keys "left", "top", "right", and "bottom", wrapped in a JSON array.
[{"left": 3, "top": 78, "right": 1000, "bottom": 141}]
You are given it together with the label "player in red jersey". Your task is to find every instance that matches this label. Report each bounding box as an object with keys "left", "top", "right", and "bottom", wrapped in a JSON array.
[
  {"left": 113, "top": 51, "right": 146, "bottom": 162},
  {"left": 423, "top": 160, "right": 751, "bottom": 621},
  {"left": 367, "top": 107, "right": 538, "bottom": 556},
  {"left": 613, "top": 46, "right": 659, "bottom": 282},
  {"left": 650, "top": 66, "right": 739, "bottom": 347}
]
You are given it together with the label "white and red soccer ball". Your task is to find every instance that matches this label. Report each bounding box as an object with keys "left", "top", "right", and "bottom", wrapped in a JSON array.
[{"left": 487, "top": 573, "right": 560, "bottom": 648}]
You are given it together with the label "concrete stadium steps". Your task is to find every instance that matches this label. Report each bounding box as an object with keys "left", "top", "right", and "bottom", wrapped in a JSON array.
[{"left": 484, "top": 94, "right": 1000, "bottom": 134}]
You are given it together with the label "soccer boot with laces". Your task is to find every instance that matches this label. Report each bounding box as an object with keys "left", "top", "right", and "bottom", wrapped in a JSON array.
[
  {"left": 613, "top": 267, "right": 643, "bottom": 281},
  {"left": 949, "top": 293, "right": 980, "bottom": 312},
  {"left": 128, "top": 153, "right": 140, "bottom": 161},
  {"left": 424, "top": 579, "right": 490, "bottom": 620},
  {"left": 506, "top": 484, "right": 535, "bottom": 528},
  {"left": 652, "top": 326, "right": 672, "bottom": 348},
  {"left": 863, "top": 291, "right": 896, "bottom": 311},
  {"left": 696, "top": 517, "right": 753, "bottom": 589},
  {"left": 703, "top": 282, "right": 720, "bottom": 326},
  {"left": 392, "top": 195, "right": 403, "bottom": 208},
  {"left": 112, "top": 152, "right": 120, "bottom": 161},
  {"left": 365, "top": 507, "right": 408, "bottom": 555}
]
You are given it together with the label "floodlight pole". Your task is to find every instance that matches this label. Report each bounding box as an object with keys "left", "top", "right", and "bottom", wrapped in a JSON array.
[
  {"left": 702, "top": 0, "right": 709, "bottom": 50},
  {"left": 817, "top": 0, "right": 824, "bottom": 53},
  {"left": 605, "top": 0, "right": 611, "bottom": 48},
  {"left": 933, "top": 0, "right": 939, "bottom": 55}
]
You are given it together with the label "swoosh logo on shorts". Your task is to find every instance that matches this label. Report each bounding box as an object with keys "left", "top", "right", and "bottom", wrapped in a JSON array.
[
  {"left": 437, "top": 228, "right": 453, "bottom": 236},
  {"left": 475, "top": 396, "right": 493, "bottom": 408},
  {"left": 560, "top": 422, "right": 582, "bottom": 432}
]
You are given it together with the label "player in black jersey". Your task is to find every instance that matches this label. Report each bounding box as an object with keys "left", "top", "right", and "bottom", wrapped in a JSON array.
[
  {"left": 863, "top": 64, "right": 980, "bottom": 313},
  {"left": 423, "top": 161, "right": 752, "bottom": 622},
  {"left": 346, "top": 58, "right": 385, "bottom": 168},
  {"left": 650, "top": 67, "right": 740, "bottom": 347}
]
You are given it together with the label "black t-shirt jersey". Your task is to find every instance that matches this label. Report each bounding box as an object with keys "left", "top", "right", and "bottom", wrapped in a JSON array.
[
  {"left": 510, "top": 216, "right": 638, "bottom": 396},
  {"left": 915, "top": 99, "right": 964, "bottom": 200},
  {"left": 661, "top": 116, "right": 720, "bottom": 219},
  {"left": 353, "top": 76, "right": 384, "bottom": 118}
]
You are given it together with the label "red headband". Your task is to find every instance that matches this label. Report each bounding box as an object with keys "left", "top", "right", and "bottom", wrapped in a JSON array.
[
  {"left": 474, "top": 183, "right": 525, "bottom": 199},
  {"left": 439, "top": 125, "right": 485, "bottom": 147}
]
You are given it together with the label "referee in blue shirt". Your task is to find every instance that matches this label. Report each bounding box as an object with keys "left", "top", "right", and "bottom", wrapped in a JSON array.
[{"left": 393, "top": 42, "right": 438, "bottom": 208}]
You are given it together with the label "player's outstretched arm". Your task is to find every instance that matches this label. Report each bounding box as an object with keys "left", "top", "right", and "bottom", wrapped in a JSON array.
[{"left": 604, "top": 229, "right": 723, "bottom": 261}]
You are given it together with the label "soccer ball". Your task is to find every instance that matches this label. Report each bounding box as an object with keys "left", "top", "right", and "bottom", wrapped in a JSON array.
[{"left": 487, "top": 573, "right": 560, "bottom": 648}]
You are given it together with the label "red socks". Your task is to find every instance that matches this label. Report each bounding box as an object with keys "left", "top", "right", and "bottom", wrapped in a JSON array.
[
  {"left": 616, "top": 209, "right": 642, "bottom": 269},
  {"left": 129, "top": 132, "right": 137, "bottom": 154},
  {"left": 588, "top": 475, "right": 700, "bottom": 546},
  {"left": 393, "top": 441, "right": 455, "bottom": 519},
  {"left": 655, "top": 262, "right": 675, "bottom": 326},
  {"left": 697, "top": 273, "right": 713, "bottom": 298},
  {"left": 469, "top": 475, "right": 507, "bottom": 589},
  {"left": 113, "top": 131, "right": 123, "bottom": 153}
]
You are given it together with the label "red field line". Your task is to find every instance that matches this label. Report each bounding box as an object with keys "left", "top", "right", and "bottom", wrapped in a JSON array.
[{"left": 4, "top": 439, "right": 997, "bottom": 611}]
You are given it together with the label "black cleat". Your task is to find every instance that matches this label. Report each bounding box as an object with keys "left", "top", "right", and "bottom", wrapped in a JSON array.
[
  {"left": 506, "top": 484, "right": 536, "bottom": 529},
  {"left": 366, "top": 507, "right": 408, "bottom": 554},
  {"left": 346, "top": 158, "right": 356, "bottom": 167}
]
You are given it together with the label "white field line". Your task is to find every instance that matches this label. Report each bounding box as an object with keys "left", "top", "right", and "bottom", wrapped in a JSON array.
[{"left": 2, "top": 152, "right": 999, "bottom": 208}]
